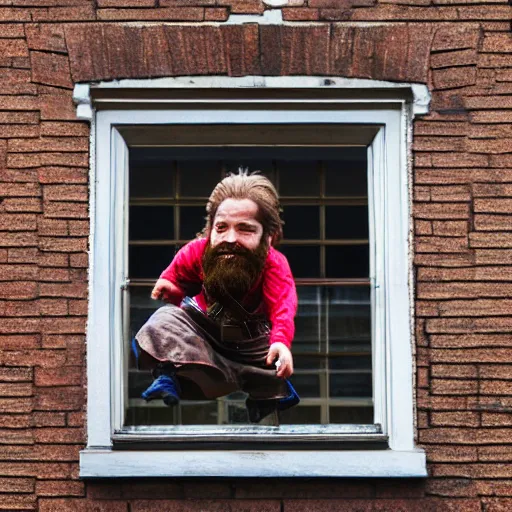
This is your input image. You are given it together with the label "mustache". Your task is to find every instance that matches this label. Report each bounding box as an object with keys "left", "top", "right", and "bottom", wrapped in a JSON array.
[{"left": 209, "top": 242, "right": 254, "bottom": 257}]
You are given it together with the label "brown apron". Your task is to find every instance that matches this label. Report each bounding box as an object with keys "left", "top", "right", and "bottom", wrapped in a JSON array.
[{"left": 135, "top": 302, "right": 288, "bottom": 401}]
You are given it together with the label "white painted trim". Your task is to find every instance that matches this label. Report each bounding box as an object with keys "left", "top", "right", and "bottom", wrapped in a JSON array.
[
  {"left": 72, "top": 77, "right": 430, "bottom": 119},
  {"left": 80, "top": 449, "right": 427, "bottom": 478}
]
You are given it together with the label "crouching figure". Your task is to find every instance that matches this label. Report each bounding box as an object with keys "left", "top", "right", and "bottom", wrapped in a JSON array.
[{"left": 134, "top": 170, "right": 300, "bottom": 423}]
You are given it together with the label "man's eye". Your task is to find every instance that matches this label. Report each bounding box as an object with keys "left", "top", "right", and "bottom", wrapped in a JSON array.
[{"left": 215, "top": 224, "right": 227, "bottom": 232}]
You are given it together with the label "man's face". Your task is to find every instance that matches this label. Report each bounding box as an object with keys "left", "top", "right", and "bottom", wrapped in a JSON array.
[
  {"left": 210, "top": 198, "right": 264, "bottom": 251},
  {"left": 203, "top": 198, "right": 267, "bottom": 304}
]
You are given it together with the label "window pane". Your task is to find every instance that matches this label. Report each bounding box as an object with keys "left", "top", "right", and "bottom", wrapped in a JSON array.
[
  {"left": 279, "top": 406, "right": 321, "bottom": 425},
  {"left": 325, "top": 245, "right": 369, "bottom": 278},
  {"left": 325, "top": 205, "right": 369, "bottom": 240},
  {"left": 291, "top": 374, "right": 320, "bottom": 398},
  {"left": 130, "top": 159, "right": 175, "bottom": 199},
  {"left": 129, "top": 206, "right": 174, "bottom": 241},
  {"left": 329, "top": 407, "right": 373, "bottom": 424},
  {"left": 179, "top": 206, "right": 205, "bottom": 240},
  {"left": 278, "top": 160, "right": 320, "bottom": 197},
  {"left": 293, "top": 286, "right": 322, "bottom": 353},
  {"left": 224, "top": 159, "right": 274, "bottom": 183},
  {"left": 279, "top": 246, "right": 320, "bottom": 278},
  {"left": 282, "top": 206, "right": 320, "bottom": 240},
  {"left": 324, "top": 150, "right": 367, "bottom": 197},
  {"left": 179, "top": 161, "right": 221, "bottom": 198},
  {"left": 330, "top": 373, "right": 372, "bottom": 398},
  {"left": 129, "top": 245, "right": 176, "bottom": 279}
]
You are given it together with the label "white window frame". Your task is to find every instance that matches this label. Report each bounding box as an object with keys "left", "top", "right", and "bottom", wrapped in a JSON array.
[{"left": 77, "top": 76, "right": 429, "bottom": 478}]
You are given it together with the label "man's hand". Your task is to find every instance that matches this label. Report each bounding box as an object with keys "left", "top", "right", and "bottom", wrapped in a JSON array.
[
  {"left": 266, "top": 342, "right": 294, "bottom": 379},
  {"left": 151, "top": 278, "right": 176, "bottom": 302}
]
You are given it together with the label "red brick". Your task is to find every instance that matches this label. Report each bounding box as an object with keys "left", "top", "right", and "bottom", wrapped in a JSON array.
[
  {"left": 40, "top": 122, "right": 88, "bottom": 138},
  {"left": 0, "top": 398, "right": 33, "bottom": 414},
  {"left": 432, "top": 221, "right": 468, "bottom": 236},
  {"left": 30, "top": 6, "right": 96, "bottom": 22},
  {"left": 204, "top": 7, "right": 229, "bottom": 20},
  {"left": 7, "top": 153, "right": 42, "bottom": 169},
  {"left": 0, "top": 367, "right": 32, "bottom": 383},
  {"left": 415, "top": 237, "right": 468, "bottom": 253},
  {"left": 7, "top": 248, "right": 38, "bottom": 264},
  {"left": 32, "top": 412, "right": 66, "bottom": 427},
  {"left": 0, "top": 281, "right": 38, "bottom": 300},
  {"left": 0, "top": 183, "right": 40, "bottom": 197},
  {"left": 415, "top": 220, "right": 433, "bottom": 235},
  {"left": 30, "top": 51, "right": 73, "bottom": 89},
  {"left": 38, "top": 219, "right": 68, "bottom": 237},
  {"left": 414, "top": 253, "right": 473, "bottom": 267},
  {"left": 38, "top": 252, "right": 68, "bottom": 268},
  {"left": 482, "top": 498, "right": 512, "bottom": 512},
  {"left": 431, "top": 25, "right": 480, "bottom": 51},
  {"left": 420, "top": 427, "right": 512, "bottom": 445},
  {"left": 131, "top": 501, "right": 280, "bottom": 512},
  {"left": 430, "top": 347, "right": 512, "bottom": 363},
  {"left": 35, "top": 367, "right": 81, "bottom": 387},
  {"left": 97, "top": 0, "right": 155, "bottom": 5},
  {"left": 427, "top": 446, "right": 478, "bottom": 462},
  {"left": 39, "top": 237, "right": 87, "bottom": 252},
  {"left": 414, "top": 203, "right": 470, "bottom": 220},
  {"left": 0, "top": 334, "right": 40, "bottom": 350},
  {"left": 0, "top": 415, "right": 31, "bottom": 429},
  {"left": 25, "top": 23, "right": 67, "bottom": 53},
  {"left": 0, "top": 24, "right": 25, "bottom": 38},
  {"left": 0, "top": 382, "right": 32, "bottom": 397},
  {"left": 431, "top": 411, "right": 479, "bottom": 427},
  {"left": 414, "top": 121, "right": 468, "bottom": 136},
  {"left": 39, "top": 95, "right": 76, "bottom": 121},
  {"left": 470, "top": 232, "right": 512, "bottom": 248},
  {"left": 414, "top": 136, "right": 466, "bottom": 152},
  {"left": 97, "top": 7, "right": 204, "bottom": 20},
  {"left": 39, "top": 268, "right": 70, "bottom": 282},
  {"left": 419, "top": 266, "right": 512, "bottom": 281},
  {"left": 0, "top": 125, "right": 39, "bottom": 138},
  {"left": 39, "top": 299, "right": 68, "bottom": 316},
  {"left": 476, "top": 481, "right": 512, "bottom": 496},
  {"left": 43, "top": 185, "right": 87, "bottom": 202},
  {"left": 35, "top": 387, "right": 83, "bottom": 411},
  {"left": 34, "top": 427, "right": 84, "bottom": 444},
  {"left": 40, "top": 153, "right": 88, "bottom": 167},
  {"left": 0, "top": 214, "right": 37, "bottom": 232},
  {"left": 431, "top": 379, "right": 477, "bottom": 395},
  {"left": 0, "top": 112, "right": 38, "bottom": 125},
  {"left": 40, "top": 317, "right": 86, "bottom": 334},
  {"left": 66, "top": 411, "right": 84, "bottom": 427},
  {"left": 39, "top": 499, "right": 127, "bottom": 512},
  {"left": 38, "top": 167, "right": 87, "bottom": 184},
  {"left": 36, "top": 480, "right": 84, "bottom": 497},
  {"left": 481, "top": 412, "right": 512, "bottom": 426},
  {"left": 432, "top": 66, "right": 476, "bottom": 90},
  {"left": 0, "top": 493, "right": 36, "bottom": 510},
  {"left": 431, "top": 364, "right": 477, "bottom": 379},
  {"left": 418, "top": 282, "right": 512, "bottom": 300},
  {"left": 0, "top": 39, "right": 28, "bottom": 58}
]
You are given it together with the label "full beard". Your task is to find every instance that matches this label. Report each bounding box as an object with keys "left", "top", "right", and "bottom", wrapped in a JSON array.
[{"left": 202, "top": 240, "right": 268, "bottom": 305}]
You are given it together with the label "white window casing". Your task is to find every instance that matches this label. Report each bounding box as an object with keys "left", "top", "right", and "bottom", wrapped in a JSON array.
[{"left": 79, "top": 76, "right": 429, "bottom": 478}]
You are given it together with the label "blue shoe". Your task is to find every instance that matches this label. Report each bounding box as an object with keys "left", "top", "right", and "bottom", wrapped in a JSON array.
[
  {"left": 278, "top": 380, "right": 300, "bottom": 412},
  {"left": 141, "top": 374, "right": 180, "bottom": 406}
]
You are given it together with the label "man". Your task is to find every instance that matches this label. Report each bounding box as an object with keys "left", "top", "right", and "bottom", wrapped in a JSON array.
[{"left": 134, "top": 170, "right": 299, "bottom": 423}]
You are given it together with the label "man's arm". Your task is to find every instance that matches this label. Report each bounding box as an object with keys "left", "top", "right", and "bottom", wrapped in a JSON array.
[
  {"left": 151, "top": 238, "right": 207, "bottom": 303},
  {"left": 262, "top": 249, "right": 298, "bottom": 379}
]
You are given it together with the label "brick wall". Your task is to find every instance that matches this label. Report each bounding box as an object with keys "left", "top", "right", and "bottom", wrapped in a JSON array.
[{"left": 1, "top": 1, "right": 512, "bottom": 510}]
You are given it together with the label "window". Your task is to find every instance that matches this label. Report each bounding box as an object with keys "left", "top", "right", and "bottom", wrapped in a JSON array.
[{"left": 80, "top": 78, "right": 428, "bottom": 477}]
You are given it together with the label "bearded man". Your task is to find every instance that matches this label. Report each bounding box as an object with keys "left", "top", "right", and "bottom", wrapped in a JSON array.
[{"left": 134, "top": 171, "right": 299, "bottom": 423}]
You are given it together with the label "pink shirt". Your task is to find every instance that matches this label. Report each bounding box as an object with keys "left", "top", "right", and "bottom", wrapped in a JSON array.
[{"left": 159, "top": 238, "right": 297, "bottom": 348}]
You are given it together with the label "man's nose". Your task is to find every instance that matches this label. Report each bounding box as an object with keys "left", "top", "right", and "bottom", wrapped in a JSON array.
[{"left": 224, "top": 228, "right": 238, "bottom": 243}]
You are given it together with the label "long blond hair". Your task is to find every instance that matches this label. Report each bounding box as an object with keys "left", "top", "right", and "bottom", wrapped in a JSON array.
[{"left": 204, "top": 169, "right": 283, "bottom": 246}]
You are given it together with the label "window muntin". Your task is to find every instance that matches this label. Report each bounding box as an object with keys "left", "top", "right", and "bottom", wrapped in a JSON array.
[{"left": 126, "top": 146, "right": 373, "bottom": 427}]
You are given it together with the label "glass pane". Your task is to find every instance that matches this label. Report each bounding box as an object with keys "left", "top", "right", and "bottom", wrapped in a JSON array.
[
  {"left": 325, "top": 151, "right": 367, "bottom": 197},
  {"left": 291, "top": 374, "right": 320, "bottom": 398},
  {"left": 279, "top": 246, "right": 320, "bottom": 278},
  {"left": 181, "top": 402, "right": 219, "bottom": 425},
  {"left": 325, "top": 245, "right": 369, "bottom": 278},
  {"left": 330, "top": 373, "right": 372, "bottom": 398},
  {"left": 129, "top": 206, "right": 174, "bottom": 241},
  {"left": 328, "top": 286, "right": 371, "bottom": 351},
  {"left": 130, "top": 159, "right": 174, "bottom": 199},
  {"left": 293, "top": 286, "right": 322, "bottom": 353},
  {"left": 129, "top": 245, "right": 177, "bottom": 279},
  {"left": 179, "top": 206, "right": 205, "bottom": 240},
  {"left": 279, "top": 406, "right": 321, "bottom": 425},
  {"left": 329, "top": 407, "right": 373, "bottom": 424},
  {"left": 282, "top": 206, "right": 320, "bottom": 240},
  {"left": 179, "top": 161, "right": 221, "bottom": 197},
  {"left": 325, "top": 205, "right": 369, "bottom": 240},
  {"left": 278, "top": 160, "right": 320, "bottom": 197}
]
